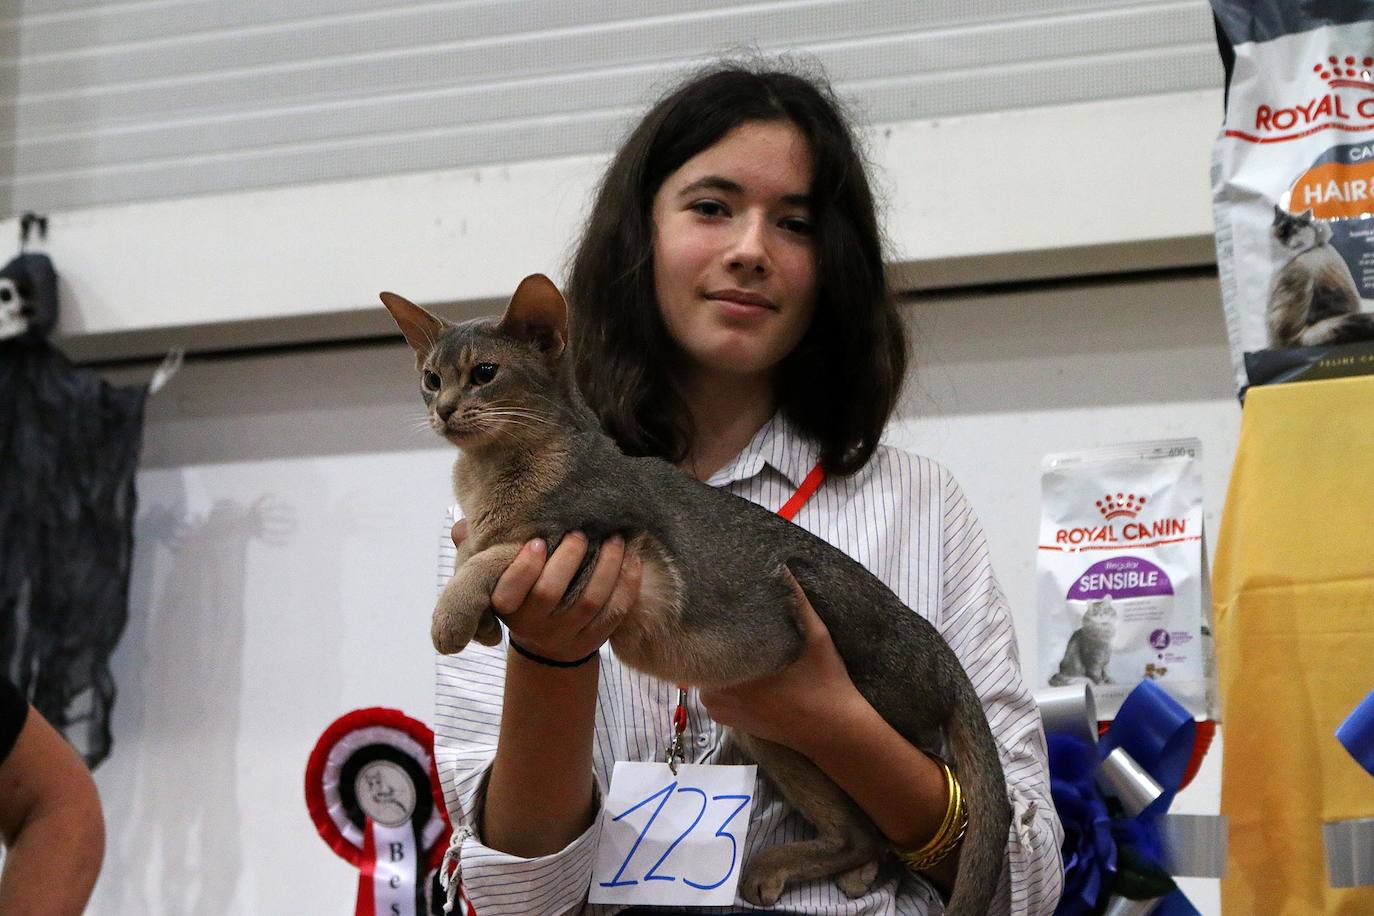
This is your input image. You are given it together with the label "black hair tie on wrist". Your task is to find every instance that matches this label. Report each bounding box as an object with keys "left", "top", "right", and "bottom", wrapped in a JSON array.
[{"left": 508, "top": 638, "right": 600, "bottom": 668}]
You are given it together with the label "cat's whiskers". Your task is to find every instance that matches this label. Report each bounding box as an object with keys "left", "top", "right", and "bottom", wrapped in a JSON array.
[
  {"left": 476, "top": 413, "right": 548, "bottom": 436},
  {"left": 408, "top": 412, "right": 437, "bottom": 435},
  {"left": 479, "top": 404, "right": 554, "bottom": 430}
]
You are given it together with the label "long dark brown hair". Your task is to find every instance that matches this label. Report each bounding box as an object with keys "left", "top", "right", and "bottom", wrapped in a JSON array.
[{"left": 566, "top": 61, "right": 907, "bottom": 475}]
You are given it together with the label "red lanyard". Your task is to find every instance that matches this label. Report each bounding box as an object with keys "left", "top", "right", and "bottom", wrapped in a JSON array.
[{"left": 667, "top": 461, "right": 826, "bottom": 770}]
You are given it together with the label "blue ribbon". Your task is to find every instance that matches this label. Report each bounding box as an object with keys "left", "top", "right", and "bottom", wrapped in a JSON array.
[
  {"left": 1049, "top": 732, "right": 1117, "bottom": 915},
  {"left": 1046, "top": 680, "right": 1202, "bottom": 916},
  {"left": 1336, "top": 688, "right": 1374, "bottom": 778},
  {"left": 1099, "top": 681, "right": 1196, "bottom": 821},
  {"left": 1102, "top": 681, "right": 1198, "bottom": 916}
]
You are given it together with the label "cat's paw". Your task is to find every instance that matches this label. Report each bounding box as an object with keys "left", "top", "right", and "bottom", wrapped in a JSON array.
[
  {"left": 431, "top": 612, "right": 471, "bottom": 655},
  {"left": 431, "top": 595, "right": 485, "bottom": 655},
  {"left": 741, "top": 862, "right": 785, "bottom": 911},
  {"left": 473, "top": 609, "right": 503, "bottom": 646},
  {"left": 835, "top": 860, "right": 879, "bottom": 898},
  {"left": 432, "top": 577, "right": 500, "bottom": 654}
]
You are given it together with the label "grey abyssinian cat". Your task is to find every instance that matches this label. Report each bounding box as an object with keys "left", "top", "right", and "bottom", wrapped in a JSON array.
[
  {"left": 1267, "top": 205, "right": 1374, "bottom": 348},
  {"left": 1047, "top": 596, "right": 1116, "bottom": 688},
  {"left": 382, "top": 275, "right": 1010, "bottom": 913}
]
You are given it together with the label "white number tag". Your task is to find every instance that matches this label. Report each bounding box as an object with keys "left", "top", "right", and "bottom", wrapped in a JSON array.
[{"left": 588, "top": 762, "right": 756, "bottom": 908}]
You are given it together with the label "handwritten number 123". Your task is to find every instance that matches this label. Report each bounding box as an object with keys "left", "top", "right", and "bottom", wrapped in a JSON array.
[{"left": 598, "top": 782, "right": 751, "bottom": 891}]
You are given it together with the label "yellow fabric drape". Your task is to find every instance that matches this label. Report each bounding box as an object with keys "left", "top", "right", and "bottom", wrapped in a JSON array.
[{"left": 1215, "top": 374, "right": 1374, "bottom": 914}]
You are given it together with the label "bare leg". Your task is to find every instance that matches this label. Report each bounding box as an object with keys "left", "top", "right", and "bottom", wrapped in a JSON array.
[
  {"left": 731, "top": 730, "right": 886, "bottom": 905},
  {"left": 433, "top": 543, "right": 520, "bottom": 653}
]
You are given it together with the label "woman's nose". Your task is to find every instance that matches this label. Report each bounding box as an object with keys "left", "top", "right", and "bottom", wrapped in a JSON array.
[{"left": 725, "top": 215, "right": 770, "bottom": 275}]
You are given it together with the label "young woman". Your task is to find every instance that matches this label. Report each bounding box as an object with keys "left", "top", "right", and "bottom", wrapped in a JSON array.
[{"left": 434, "top": 63, "right": 1062, "bottom": 914}]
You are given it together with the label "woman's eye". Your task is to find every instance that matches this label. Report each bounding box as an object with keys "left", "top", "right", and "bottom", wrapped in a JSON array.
[
  {"left": 690, "top": 200, "right": 728, "bottom": 218},
  {"left": 422, "top": 371, "right": 441, "bottom": 390},
  {"left": 470, "top": 363, "right": 498, "bottom": 385},
  {"left": 780, "top": 216, "right": 813, "bottom": 235}
]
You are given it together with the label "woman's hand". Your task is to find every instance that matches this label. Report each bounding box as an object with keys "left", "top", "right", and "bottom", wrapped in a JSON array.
[
  {"left": 452, "top": 520, "right": 642, "bottom": 665},
  {"left": 698, "top": 569, "right": 865, "bottom": 755}
]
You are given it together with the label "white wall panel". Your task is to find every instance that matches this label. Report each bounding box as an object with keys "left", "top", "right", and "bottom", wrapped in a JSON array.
[
  {"left": 35, "top": 88, "right": 1222, "bottom": 362},
  {"left": 2, "top": 1, "right": 1220, "bottom": 212}
]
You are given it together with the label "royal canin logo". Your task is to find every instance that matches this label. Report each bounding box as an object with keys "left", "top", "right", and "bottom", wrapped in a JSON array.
[
  {"left": 1096, "top": 492, "right": 1145, "bottom": 520},
  {"left": 1232, "top": 54, "right": 1374, "bottom": 143},
  {"left": 1052, "top": 492, "right": 1187, "bottom": 547}
]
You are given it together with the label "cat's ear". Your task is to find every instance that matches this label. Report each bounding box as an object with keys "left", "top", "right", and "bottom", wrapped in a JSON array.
[
  {"left": 380, "top": 292, "right": 446, "bottom": 371},
  {"left": 1300, "top": 208, "right": 1314, "bottom": 220},
  {"left": 1273, "top": 204, "right": 1286, "bottom": 223},
  {"left": 498, "top": 273, "right": 567, "bottom": 361}
]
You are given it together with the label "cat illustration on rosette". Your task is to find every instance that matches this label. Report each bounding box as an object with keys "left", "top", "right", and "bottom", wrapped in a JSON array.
[
  {"left": 1266, "top": 204, "right": 1374, "bottom": 348},
  {"left": 1048, "top": 595, "right": 1117, "bottom": 688}
]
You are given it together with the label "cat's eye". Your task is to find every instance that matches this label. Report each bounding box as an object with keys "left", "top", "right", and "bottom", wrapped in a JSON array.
[
  {"left": 470, "top": 363, "right": 498, "bottom": 385},
  {"left": 422, "top": 371, "right": 441, "bottom": 391}
]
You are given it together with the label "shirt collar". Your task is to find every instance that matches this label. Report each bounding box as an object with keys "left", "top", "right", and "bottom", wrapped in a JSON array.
[{"left": 705, "top": 411, "right": 820, "bottom": 490}]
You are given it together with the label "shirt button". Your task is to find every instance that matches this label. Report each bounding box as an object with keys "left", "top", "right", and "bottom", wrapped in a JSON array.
[{"left": 695, "top": 734, "right": 710, "bottom": 747}]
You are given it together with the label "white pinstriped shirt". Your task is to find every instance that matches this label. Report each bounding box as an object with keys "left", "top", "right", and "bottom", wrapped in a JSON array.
[{"left": 433, "top": 414, "right": 1064, "bottom": 915}]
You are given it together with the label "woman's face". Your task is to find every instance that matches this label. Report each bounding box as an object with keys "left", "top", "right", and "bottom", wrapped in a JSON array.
[{"left": 650, "top": 120, "right": 819, "bottom": 388}]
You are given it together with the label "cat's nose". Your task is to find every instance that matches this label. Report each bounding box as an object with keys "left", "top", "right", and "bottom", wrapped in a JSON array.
[{"left": 436, "top": 402, "right": 457, "bottom": 421}]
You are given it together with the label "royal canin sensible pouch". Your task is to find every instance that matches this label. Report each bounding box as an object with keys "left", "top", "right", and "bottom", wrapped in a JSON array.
[{"left": 1037, "top": 440, "right": 1215, "bottom": 720}]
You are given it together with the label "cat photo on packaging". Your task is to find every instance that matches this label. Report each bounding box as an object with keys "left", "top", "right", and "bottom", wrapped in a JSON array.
[
  {"left": 1047, "top": 595, "right": 1117, "bottom": 688},
  {"left": 1266, "top": 204, "right": 1374, "bottom": 349},
  {"left": 381, "top": 274, "right": 1011, "bottom": 914}
]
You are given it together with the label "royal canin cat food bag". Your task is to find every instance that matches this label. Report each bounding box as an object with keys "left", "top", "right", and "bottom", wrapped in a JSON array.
[
  {"left": 1037, "top": 439, "right": 1214, "bottom": 721},
  {"left": 1211, "top": 2, "right": 1374, "bottom": 392}
]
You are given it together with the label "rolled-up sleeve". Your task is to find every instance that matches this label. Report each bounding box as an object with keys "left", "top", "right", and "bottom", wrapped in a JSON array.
[
  {"left": 454, "top": 767, "right": 604, "bottom": 916},
  {"left": 433, "top": 506, "right": 602, "bottom": 915},
  {"left": 938, "top": 474, "right": 1064, "bottom": 915}
]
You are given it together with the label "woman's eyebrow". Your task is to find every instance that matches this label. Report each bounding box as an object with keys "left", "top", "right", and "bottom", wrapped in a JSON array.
[{"left": 676, "top": 175, "right": 810, "bottom": 207}]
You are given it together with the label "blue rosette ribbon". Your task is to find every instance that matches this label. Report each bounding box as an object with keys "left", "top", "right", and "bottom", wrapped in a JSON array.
[
  {"left": 1039, "top": 681, "right": 1206, "bottom": 916},
  {"left": 1336, "top": 688, "right": 1374, "bottom": 778},
  {"left": 1048, "top": 729, "right": 1116, "bottom": 915}
]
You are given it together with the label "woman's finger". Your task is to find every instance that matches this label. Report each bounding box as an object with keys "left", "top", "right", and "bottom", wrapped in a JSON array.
[
  {"left": 584, "top": 548, "right": 643, "bottom": 638},
  {"left": 489, "top": 538, "right": 548, "bottom": 617},
  {"left": 562, "top": 536, "right": 624, "bottom": 625},
  {"left": 523, "top": 531, "right": 590, "bottom": 616},
  {"left": 781, "top": 566, "right": 828, "bottom": 641}
]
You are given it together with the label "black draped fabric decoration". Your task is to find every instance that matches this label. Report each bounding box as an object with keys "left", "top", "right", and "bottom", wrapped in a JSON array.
[{"left": 0, "top": 252, "right": 148, "bottom": 768}]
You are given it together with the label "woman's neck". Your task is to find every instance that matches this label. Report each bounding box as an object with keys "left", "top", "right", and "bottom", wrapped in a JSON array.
[{"left": 676, "top": 371, "right": 777, "bottom": 482}]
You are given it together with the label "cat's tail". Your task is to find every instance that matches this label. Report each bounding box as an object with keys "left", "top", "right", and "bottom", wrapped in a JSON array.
[
  {"left": 1299, "top": 311, "right": 1374, "bottom": 347},
  {"left": 942, "top": 682, "right": 1012, "bottom": 916}
]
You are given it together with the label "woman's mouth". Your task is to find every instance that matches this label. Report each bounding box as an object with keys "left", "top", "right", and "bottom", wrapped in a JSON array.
[{"left": 705, "top": 289, "right": 777, "bottom": 316}]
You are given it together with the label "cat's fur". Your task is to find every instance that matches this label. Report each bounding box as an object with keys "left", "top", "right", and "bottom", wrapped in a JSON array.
[
  {"left": 382, "top": 275, "right": 1010, "bottom": 913},
  {"left": 1048, "top": 596, "right": 1117, "bottom": 688},
  {"left": 1266, "top": 205, "right": 1374, "bottom": 348}
]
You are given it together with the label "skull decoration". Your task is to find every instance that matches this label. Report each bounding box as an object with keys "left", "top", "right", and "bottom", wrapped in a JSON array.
[
  {"left": 0, "top": 254, "right": 58, "bottom": 342},
  {"left": 0, "top": 276, "right": 25, "bottom": 341}
]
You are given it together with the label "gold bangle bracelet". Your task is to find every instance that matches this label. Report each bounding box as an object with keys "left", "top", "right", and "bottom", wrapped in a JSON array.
[
  {"left": 893, "top": 757, "right": 966, "bottom": 872},
  {"left": 902, "top": 797, "right": 968, "bottom": 871}
]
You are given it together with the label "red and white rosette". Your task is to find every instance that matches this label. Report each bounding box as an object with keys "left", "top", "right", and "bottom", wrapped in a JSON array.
[{"left": 305, "top": 708, "right": 451, "bottom": 916}]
